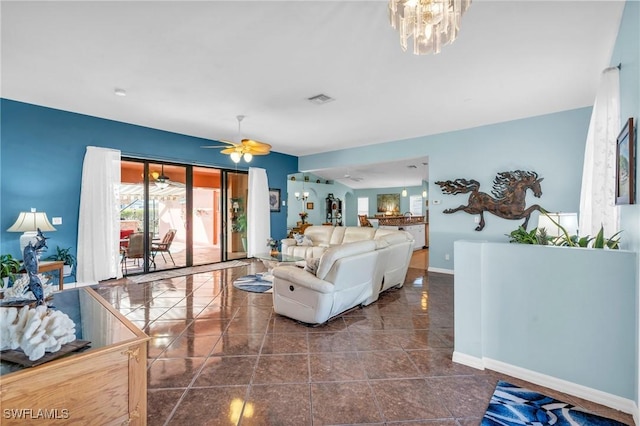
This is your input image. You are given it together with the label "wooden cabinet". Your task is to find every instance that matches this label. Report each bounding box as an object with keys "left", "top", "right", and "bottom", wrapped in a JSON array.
[
  {"left": 1, "top": 287, "right": 149, "bottom": 425},
  {"left": 325, "top": 196, "right": 342, "bottom": 226}
]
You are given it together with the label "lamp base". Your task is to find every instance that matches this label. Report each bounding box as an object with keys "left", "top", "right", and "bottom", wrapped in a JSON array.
[{"left": 19, "top": 231, "right": 43, "bottom": 261}]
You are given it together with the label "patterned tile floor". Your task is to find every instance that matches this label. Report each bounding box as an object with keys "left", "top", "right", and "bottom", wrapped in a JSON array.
[{"left": 95, "top": 259, "right": 634, "bottom": 426}]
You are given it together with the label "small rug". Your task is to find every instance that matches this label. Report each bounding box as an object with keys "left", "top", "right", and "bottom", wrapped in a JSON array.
[
  {"left": 127, "top": 260, "right": 249, "bottom": 284},
  {"left": 233, "top": 274, "right": 273, "bottom": 293},
  {"left": 482, "top": 380, "right": 628, "bottom": 426}
]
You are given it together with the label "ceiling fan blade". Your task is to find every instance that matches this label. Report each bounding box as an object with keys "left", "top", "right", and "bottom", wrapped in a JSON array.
[
  {"left": 220, "top": 147, "right": 242, "bottom": 155},
  {"left": 200, "top": 139, "right": 238, "bottom": 148},
  {"left": 240, "top": 142, "right": 271, "bottom": 155}
]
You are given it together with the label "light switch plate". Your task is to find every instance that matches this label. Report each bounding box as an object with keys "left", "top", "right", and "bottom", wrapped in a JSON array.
[{"left": 52, "top": 217, "right": 62, "bottom": 225}]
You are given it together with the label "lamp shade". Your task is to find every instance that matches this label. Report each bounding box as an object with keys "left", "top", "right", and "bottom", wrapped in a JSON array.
[
  {"left": 7, "top": 210, "right": 56, "bottom": 258},
  {"left": 7, "top": 211, "right": 56, "bottom": 233},
  {"left": 536, "top": 212, "right": 578, "bottom": 238}
]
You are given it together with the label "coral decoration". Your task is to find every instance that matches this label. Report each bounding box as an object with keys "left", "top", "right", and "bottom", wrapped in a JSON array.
[{"left": 0, "top": 305, "right": 76, "bottom": 361}]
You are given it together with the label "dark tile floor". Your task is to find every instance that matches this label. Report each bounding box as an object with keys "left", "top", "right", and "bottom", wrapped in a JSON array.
[{"left": 95, "top": 261, "right": 634, "bottom": 426}]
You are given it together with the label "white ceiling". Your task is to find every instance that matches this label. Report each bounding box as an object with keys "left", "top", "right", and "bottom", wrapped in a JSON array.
[{"left": 1, "top": 1, "right": 624, "bottom": 188}]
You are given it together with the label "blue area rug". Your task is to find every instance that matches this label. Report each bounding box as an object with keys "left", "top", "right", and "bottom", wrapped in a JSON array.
[
  {"left": 482, "top": 381, "right": 627, "bottom": 426},
  {"left": 232, "top": 274, "right": 272, "bottom": 293}
]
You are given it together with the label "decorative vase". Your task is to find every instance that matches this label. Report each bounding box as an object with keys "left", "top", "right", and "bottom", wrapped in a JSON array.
[{"left": 270, "top": 248, "right": 279, "bottom": 256}]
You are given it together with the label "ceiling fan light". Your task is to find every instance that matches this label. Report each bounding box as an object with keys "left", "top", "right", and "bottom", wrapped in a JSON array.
[
  {"left": 230, "top": 152, "right": 241, "bottom": 163},
  {"left": 243, "top": 152, "right": 253, "bottom": 162},
  {"left": 155, "top": 180, "right": 169, "bottom": 189}
]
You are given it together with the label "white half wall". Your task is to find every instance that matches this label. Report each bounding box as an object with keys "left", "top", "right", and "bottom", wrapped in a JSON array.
[{"left": 454, "top": 240, "right": 638, "bottom": 414}]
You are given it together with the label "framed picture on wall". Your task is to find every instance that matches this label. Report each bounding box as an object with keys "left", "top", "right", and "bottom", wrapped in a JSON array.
[
  {"left": 616, "top": 117, "right": 635, "bottom": 205},
  {"left": 306, "top": 202, "right": 314, "bottom": 210},
  {"left": 269, "top": 188, "right": 281, "bottom": 212}
]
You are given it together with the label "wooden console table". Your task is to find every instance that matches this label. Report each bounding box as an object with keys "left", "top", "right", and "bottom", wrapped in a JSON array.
[
  {"left": 1, "top": 287, "right": 149, "bottom": 425},
  {"left": 20, "top": 260, "right": 65, "bottom": 291}
]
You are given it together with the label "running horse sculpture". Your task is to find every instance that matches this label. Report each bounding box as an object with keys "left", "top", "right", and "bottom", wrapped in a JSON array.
[{"left": 435, "top": 170, "right": 545, "bottom": 231}]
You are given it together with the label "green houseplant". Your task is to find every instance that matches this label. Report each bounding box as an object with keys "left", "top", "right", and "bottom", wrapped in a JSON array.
[
  {"left": 234, "top": 214, "right": 247, "bottom": 251},
  {"left": 45, "top": 246, "right": 77, "bottom": 276},
  {"left": 1, "top": 253, "right": 21, "bottom": 288},
  {"left": 507, "top": 210, "right": 622, "bottom": 249}
]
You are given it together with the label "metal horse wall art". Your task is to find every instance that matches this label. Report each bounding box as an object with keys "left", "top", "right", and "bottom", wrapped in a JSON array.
[{"left": 435, "top": 170, "right": 545, "bottom": 231}]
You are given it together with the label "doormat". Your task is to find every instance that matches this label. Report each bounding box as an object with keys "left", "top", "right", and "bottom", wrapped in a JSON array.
[
  {"left": 482, "top": 380, "right": 628, "bottom": 425},
  {"left": 232, "top": 274, "right": 273, "bottom": 293},
  {"left": 127, "top": 260, "right": 249, "bottom": 284}
]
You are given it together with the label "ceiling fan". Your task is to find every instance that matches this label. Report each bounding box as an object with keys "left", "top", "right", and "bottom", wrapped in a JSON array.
[
  {"left": 151, "top": 164, "right": 184, "bottom": 189},
  {"left": 201, "top": 115, "right": 272, "bottom": 163}
]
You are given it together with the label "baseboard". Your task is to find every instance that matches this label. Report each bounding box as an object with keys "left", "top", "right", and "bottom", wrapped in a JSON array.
[
  {"left": 483, "top": 357, "right": 637, "bottom": 417},
  {"left": 427, "top": 267, "right": 454, "bottom": 275},
  {"left": 452, "top": 351, "right": 485, "bottom": 370}
]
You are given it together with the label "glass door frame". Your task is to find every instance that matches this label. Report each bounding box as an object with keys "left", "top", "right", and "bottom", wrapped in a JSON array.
[{"left": 121, "top": 157, "right": 247, "bottom": 275}]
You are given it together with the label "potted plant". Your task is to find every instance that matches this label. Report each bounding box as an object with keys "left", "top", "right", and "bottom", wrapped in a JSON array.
[
  {"left": 1, "top": 253, "right": 21, "bottom": 288},
  {"left": 45, "top": 246, "right": 77, "bottom": 276},
  {"left": 234, "top": 214, "right": 248, "bottom": 251}
]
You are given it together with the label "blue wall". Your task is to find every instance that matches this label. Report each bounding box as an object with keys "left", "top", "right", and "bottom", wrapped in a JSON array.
[
  {"left": 0, "top": 100, "right": 298, "bottom": 258},
  {"left": 301, "top": 107, "right": 592, "bottom": 271}
]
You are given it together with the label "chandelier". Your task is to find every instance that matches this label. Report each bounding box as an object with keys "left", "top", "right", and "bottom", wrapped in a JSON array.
[{"left": 388, "top": 0, "right": 472, "bottom": 55}]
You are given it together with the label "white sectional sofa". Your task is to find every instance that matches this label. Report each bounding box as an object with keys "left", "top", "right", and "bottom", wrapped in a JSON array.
[
  {"left": 272, "top": 240, "right": 381, "bottom": 324},
  {"left": 277, "top": 225, "right": 415, "bottom": 313}
]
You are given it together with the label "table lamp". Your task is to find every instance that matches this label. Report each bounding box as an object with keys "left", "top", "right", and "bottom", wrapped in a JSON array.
[
  {"left": 536, "top": 212, "right": 578, "bottom": 240},
  {"left": 7, "top": 208, "right": 57, "bottom": 258}
]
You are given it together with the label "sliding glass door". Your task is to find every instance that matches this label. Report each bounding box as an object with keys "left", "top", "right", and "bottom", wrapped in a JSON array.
[{"left": 120, "top": 159, "right": 246, "bottom": 275}]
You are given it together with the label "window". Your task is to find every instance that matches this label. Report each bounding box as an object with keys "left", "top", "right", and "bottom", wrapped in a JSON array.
[
  {"left": 357, "top": 197, "right": 369, "bottom": 216},
  {"left": 409, "top": 195, "right": 423, "bottom": 216}
]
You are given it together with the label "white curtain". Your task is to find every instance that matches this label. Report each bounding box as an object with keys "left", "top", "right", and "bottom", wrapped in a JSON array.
[
  {"left": 579, "top": 66, "right": 620, "bottom": 237},
  {"left": 76, "top": 147, "right": 122, "bottom": 283},
  {"left": 247, "top": 167, "right": 270, "bottom": 257}
]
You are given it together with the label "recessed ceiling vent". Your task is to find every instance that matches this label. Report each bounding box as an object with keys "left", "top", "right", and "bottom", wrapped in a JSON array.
[{"left": 308, "top": 94, "right": 334, "bottom": 105}]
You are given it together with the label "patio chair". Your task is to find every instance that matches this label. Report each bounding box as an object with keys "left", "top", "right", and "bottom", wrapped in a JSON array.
[
  {"left": 152, "top": 229, "right": 177, "bottom": 266},
  {"left": 121, "top": 232, "right": 154, "bottom": 274}
]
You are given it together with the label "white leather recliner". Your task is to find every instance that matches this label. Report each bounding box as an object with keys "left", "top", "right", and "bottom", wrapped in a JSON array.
[
  {"left": 280, "top": 226, "right": 415, "bottom": 306},
  {"left": 272, "top": 240, "right": 381, "bottom": 325}
]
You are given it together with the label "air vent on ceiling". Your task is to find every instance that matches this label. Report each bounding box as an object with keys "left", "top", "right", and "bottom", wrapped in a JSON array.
[{"left": 308, "top": 94, "right": 334, "bottom": 105}]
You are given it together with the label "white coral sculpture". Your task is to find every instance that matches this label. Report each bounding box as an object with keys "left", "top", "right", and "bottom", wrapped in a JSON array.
[
  {"left": 0, "top": 305, "right": 76, "bottom": 361},
  {"left": 3, "top": 273, "right": 54, "bottom": 301}
]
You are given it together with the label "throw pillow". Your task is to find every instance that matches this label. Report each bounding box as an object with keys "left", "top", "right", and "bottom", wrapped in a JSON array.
[
  {"left": 305, "top": 258, "right": 320, "bottom": 275},
  {"left": 294, "top": 233, "right": 313, "bottom": 246}
]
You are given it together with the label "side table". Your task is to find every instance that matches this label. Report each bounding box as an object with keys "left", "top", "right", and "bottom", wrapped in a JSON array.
[{"left": 20, "top": 260, "right": 65, "bottom": 291}]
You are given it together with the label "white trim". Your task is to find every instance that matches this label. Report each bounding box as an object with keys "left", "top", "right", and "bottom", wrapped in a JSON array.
[
  {"left": 428, "top": 267, "right": 453, "bottom": 275},
  {"left": 483, "top": 357, "right": 637, "bottom": 416},
  {"left": 452, "top": 351, "right": 485, "bottom": 370}
]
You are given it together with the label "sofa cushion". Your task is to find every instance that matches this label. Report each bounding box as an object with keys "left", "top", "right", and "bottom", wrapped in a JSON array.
[
  {"left": 304, "top": 226, "right": 335, "bottom": 246},
  {"left": 375, "top": 229, "right": 413, "bottom": 245},
  {"left": 342, "top": 227, "right": 376, "bottom": 244},
  {"left": 316, "top": 240, "right": 376, "bottom": 280},
  {"left": 374, "top": 238, "right": 390, "bottom": 250}
]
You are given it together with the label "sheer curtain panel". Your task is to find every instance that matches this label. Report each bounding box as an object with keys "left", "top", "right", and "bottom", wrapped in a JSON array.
[
  {"left": 579, "top": 67, "right": 620, "bottom": 237},
  {"left": 247, "top": 167, "right": 270, "bottom": 257},
  {"left": 76, "top": 147, "right": 122, "bottom": 282}
]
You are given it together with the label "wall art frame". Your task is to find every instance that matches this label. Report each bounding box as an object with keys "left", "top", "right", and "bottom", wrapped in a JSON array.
[
  {"left": 269, "top": 188, "right": 281, "bottom": 212},
  {"left": 616, "top": 117, "right": 635, "bottom": 205}
]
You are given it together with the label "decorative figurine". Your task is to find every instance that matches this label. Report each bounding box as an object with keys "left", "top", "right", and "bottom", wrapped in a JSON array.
[
  {"left": 22, "top": 228, "right": 49, "bottom": 306},
  {"left": 435, "top": 170, "right": 545, "bottom": 231}
]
